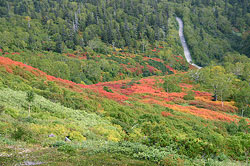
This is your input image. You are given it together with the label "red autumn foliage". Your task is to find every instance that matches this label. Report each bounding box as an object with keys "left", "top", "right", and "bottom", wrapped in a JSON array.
[
  {"left": 65, "top": 52, "right": 87, "bottom": 60},
  {"left": 150, "top": 57, "right": 162, "bottom": 62},
  {"left": 0, "top": 56, "right": 46, "bottom": 76},
  {"left": 86, "top": 81, "right": 129, "bottom": 102},
  {"left": 67, "top": 54, "right": 77, "bottom": 58},
  {"left": 164, "top": 103, "right": 237, "bottom": 122},
  {"left": 146, "top": 65, "right": 159, "bottom": 73},
  {"left": 176, "top": 55, "right": 183, "bottom": 60},
  {"left": 79, "top": 56, "right": 87, "bottom": 60},
  {"left": 120, "top": 63, "right": 144, "bottom": 75},
  {"left": 179, "top": 83, "right": 193, "bottom": 89},
  {"left": 166, "top": 65, "right": 174, "bottom": 71},
  {"left": 11, "top": 52, "right": 20, "bottom": 55},
  {"left": 5, "top": 66, "right": 13, "bottom": 73},
  {"left": 161, "top": 111, "right": 172, "bottom": 117},
  {"left": 143, "top": 57, "right": 163, "bottom": 62},
  {"left": 166, "top": 65, "right": 177, "bottom": 73},
  {"left": 194, "top": 91, "right": 212, "bottom": 97}
]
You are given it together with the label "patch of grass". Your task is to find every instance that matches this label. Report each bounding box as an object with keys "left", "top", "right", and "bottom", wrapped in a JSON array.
[{"left": 0, "top": 143, "right": 157, "bottom": 166}]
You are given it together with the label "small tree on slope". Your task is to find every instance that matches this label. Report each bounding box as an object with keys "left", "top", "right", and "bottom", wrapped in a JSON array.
[{"left": 26, "top": 90, "right": 35, "bottom": 117}]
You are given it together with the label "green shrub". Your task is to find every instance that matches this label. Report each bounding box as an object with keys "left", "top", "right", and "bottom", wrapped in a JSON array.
[
  {"left": 0, "top": 121, "right": 9, "bottom": 135},
  {"left": 121, "top": 84, "right": 127, "bottom": 89},
  {"left": 52, "top": 141, "right": 66, "bottom": 147},
  {"left": 82, "top": 141, "right": 177, "bottom": 163},
  {"left": 11, "top": 125, "right": 37, "bottom": 143},
  {"left": 22, "top": 117, "right": 37, "bottom": 123},
  {"left": 103, "top": 86, "right": 113, "bottom": 93},
  {"left": 163, "top": 77, "right": 182, "bottom": 93},
  {"left": 0, "top": 137, "right": 16, "bottom": 145},
  {"left": 4, "top": 107, "right": 19, "bottom": 118},
  {"left": 57, "top": 143, "right": 78, "bottom": 154},
  {"left": 183, "top": 90, "right": 195, "bottom": 100},
  {"left": 0, "top": 105, "right": 5, "bottom": 115},
  {"left": 127, "top": 79, "right": 137, "bottom": 86},
  {"left": 225, "top": 122, "right": 238, "bottom": 134}
]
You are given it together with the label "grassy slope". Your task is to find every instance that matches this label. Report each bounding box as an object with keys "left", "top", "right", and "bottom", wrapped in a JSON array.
[{"left": 0, "top": 56, "right": 249, "bottom": 165}]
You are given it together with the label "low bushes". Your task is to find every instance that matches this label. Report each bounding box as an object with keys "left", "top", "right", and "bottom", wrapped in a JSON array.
[{"left": 183, "top": 91, "right": 195, "bottom": 100}]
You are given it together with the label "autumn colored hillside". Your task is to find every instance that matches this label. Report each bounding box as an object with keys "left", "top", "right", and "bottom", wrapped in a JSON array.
[
  {"left": 0, "top": 56, "right": 240, "bottom": 122},
  {"left": 0, "top": 0, "right": 249, "bottom": 165},
  {"left": 1, "top": 55, "right": 250, "bottom": 165}
]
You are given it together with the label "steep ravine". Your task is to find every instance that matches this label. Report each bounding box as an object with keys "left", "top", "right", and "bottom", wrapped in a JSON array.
[{"left": 176, "top": 17, "right": 202, "bottom": 69}]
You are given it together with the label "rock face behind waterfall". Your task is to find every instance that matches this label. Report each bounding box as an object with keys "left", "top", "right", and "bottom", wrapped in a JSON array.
[{"left": 176, "top": 17, "right": 202, "bottom": 69}]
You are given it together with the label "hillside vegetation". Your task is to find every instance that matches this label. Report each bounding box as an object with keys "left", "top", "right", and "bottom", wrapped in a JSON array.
[
  {"left": 0, "top": 55, "right": 250, "bottom": 165},
  {"left": 0, "top": 0, "right": 250, "bottom": 165}
]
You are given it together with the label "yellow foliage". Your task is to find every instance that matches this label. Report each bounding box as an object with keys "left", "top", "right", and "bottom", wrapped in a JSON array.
[
  {"left": 176, "top": 133, "right": 187, "bottom": 140},
  {"left": 210, "top": 66, "right": 226, "bottom": 75},
  {"left": 69, "top": 131, "right": 86, "bottom": 141},
  {"left": 107, "top": 135, "right": 120, "bottom": 142},
  {"left": 196, "top": 96, "right": 237, "bottom": 108},
  {"left": 25, "top": 16, "right": 31, "bottom": 21},
  {"left": 92, "top": 124, "right": 124, "bottom": 142},
  {"left": 129, "top": 128, "right": 144, "bottom": 141},
  {"left": 32, "top": 124, "right": 70, "bottom": 138},
  {"left": 30, "top": 124, "right": 49, "bottom": 135},
  {"left": 51, "top": 124, "right": 70, "bottom": 137},
  {"left": 115, "top": 48, "right": 122, "bottom": 51},
  {"left": 30, "top": 123, "right": 87, "bottom": 141}
]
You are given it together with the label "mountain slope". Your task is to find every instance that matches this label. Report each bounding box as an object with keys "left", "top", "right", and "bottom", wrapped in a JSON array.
[
  {"left": 0, "top": 0, "right": 249, "bottom": 164},
  {"left": 0, "top": 55, "right": 249, "bottom": 165}
]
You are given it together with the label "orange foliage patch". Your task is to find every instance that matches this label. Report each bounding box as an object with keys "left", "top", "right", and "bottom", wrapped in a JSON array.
[
  {"left": 194, "top": 91, "right": 213, "bottom": 100},
  {"left": 179, "top": 83, "right": 193, "bottom": 89},
  {"left": 193, "top": 97, "right": 237, "bottom": 113},
  {"left": 143, "top": 57, "right": 163, "bottom": 62},
  {"left": 0, "top": 56, "right": 46, "bottom": 77},
  {"left": 165, "top": 104, "right": 237, "bottom": 122},
  {"left": 161, "top": 111, "right": 173, "bottom": 117}
]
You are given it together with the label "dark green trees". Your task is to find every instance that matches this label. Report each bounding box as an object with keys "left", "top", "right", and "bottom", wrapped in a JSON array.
[{"left": 0, "top": 0, "right": 171, "bottom": 53}]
